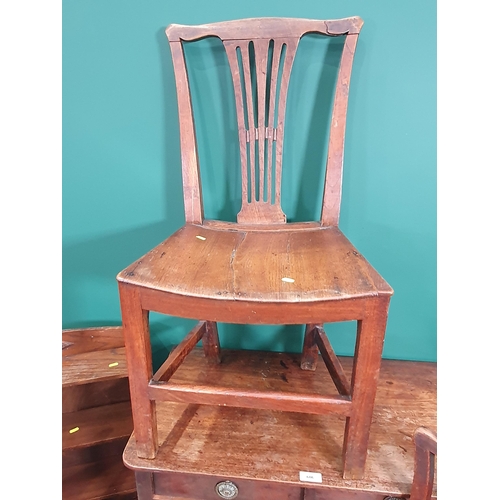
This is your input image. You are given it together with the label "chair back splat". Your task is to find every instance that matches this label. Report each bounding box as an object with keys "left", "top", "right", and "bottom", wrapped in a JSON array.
[{"left": 166, "top": 17, "right": 363, "bottom": 226}]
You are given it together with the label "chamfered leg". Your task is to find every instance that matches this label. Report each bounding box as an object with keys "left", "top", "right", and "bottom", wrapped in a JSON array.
[
  {"left": 135, "top": 471, "right": 154, "bottom": 500},
  {"left": 342, "top": 297, "right": 390, "bottom": 479},
  {"left": 119, "top": 282, "right": 158, "bottom": 459}
]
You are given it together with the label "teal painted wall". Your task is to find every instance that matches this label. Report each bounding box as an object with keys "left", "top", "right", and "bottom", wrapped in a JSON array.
[{"left": 63, "top": 0, "right": 436, "bottom": 365}]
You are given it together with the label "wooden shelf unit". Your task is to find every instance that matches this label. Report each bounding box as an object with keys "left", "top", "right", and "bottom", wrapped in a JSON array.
[{"left": 62, "top": 327, "right": 137, "bottom": 500}]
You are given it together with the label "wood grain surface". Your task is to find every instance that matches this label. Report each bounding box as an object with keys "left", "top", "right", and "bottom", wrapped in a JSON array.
[
  {"left": 62, "top": 327, "right": 137, "bottom": 500},
  {"left": 123, "top": 349, "right": 436, "bottom": 498},
  {"left": 117, "top": 225, "right": 392, "bottom": 303},
  {"left": 118, "top": 15, "right": 396, "bottom": 482},
  {"left": 63, "top": 327, "right": 129, "bottom": 387}
]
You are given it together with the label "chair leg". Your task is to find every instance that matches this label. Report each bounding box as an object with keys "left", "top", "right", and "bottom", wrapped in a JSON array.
[
  {"left": 202, "top": 321, "right": 221, "bottom": 364},
  {"left": 301, "top": 324, "right": 319, "bottom": 371},
  {"left": 342, "top": 297, "right": 390, "bottom": 479},
  {"left": 119, "top": 283, "right": 158, "bottom": 459},
  {"left": 135, "top": 471, "right": 154, "bottom": 500}
]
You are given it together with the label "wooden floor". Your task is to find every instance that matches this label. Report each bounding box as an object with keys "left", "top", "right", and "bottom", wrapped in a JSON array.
[{"left": 123, "top": 348, "right": 437, "bottom": 499}]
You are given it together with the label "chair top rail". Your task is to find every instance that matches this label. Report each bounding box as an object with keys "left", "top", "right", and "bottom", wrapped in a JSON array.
[{"left": 166, "top": 17, "right": 363, "bottom": 42}]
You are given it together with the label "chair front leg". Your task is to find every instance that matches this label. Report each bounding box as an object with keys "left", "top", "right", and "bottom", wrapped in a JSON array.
[
  {"left": 135, "top": 471, "right": 154, "bottom": 500},
  {"left": 342, "top": 297, "right": 390, "bottom": 479},
  {"left": 119, "top": 282, "right": 158, "bottom": 459}
]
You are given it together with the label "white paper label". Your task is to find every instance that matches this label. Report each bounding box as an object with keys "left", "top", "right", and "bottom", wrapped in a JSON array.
[{"left": 299, "top": 471, "right": 323, "bottom": 483}]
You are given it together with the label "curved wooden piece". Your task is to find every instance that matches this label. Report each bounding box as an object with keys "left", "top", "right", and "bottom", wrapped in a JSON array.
[
  {"left": 410, "top": 427, "right": 437, "bottom": 500},
  {"left": 166, "top": 17, "right": 363, "bottom": 42},
  {"left": 117, "top": 224, "right": 393, "bottom": 328}
]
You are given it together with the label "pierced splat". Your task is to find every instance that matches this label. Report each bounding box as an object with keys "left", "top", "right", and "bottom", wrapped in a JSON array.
[
  {"left": 224, "top": 38, "right": 298, "bottom": 223},
  {"left": 166, "top": 17, "right": 363, "bottom": 226}
]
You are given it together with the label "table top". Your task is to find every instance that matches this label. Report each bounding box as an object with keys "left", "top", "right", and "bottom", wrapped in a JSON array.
[{"left": 123, "top": 348, "right": 437, "bottom": 498}]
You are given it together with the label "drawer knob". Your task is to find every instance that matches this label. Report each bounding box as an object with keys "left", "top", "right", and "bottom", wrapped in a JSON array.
[{"left": 215, "top": 480, "right": 239, "bottom": 498}]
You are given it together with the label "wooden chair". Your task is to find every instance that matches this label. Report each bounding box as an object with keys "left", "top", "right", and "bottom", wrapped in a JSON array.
[
  {"left": 410, "top": 427, "right": 437, "bottom": 500},
  {"left": 117, "top": 16, "right": 393, "bottom": 480}
]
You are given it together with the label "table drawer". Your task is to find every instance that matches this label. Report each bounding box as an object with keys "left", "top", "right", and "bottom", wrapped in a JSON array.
[{"left": 152, "top": 471, "right": 403, "bottom": 500}]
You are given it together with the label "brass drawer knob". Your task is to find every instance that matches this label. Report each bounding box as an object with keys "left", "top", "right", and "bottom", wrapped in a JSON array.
[{"left": 215, "top": 480, "right": 239, "bottom": 498}]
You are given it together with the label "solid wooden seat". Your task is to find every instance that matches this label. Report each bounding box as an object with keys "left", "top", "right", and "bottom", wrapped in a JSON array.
[
  {"left": 118, "top": 16, "right": 393, "bottom": 482},
  {"left": 118, "top": 223, "right": 391, "bottom": 314}
]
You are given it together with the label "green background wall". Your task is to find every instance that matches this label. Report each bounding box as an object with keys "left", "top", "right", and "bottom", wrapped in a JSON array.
[{"left": 63, "top": 0, "right": 436, "bottom": 365}]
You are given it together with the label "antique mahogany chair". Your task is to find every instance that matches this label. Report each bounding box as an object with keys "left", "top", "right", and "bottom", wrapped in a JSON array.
[
  {"left": 117, "top": 16, "right": 393, "bottom": 480},
  {"left": 410, "top": 427, "right": 437, "bottom": 500}
]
